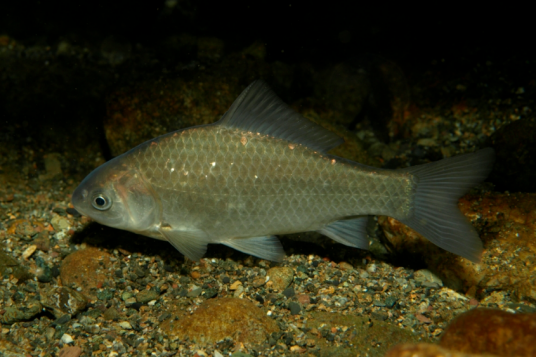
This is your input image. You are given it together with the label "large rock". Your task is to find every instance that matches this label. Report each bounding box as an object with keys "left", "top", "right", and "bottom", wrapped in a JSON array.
[
  {"left": 439, "top": 308, "right": 536, "bottom": 356},
  {"left": 60, "top": 246, "right": 114, "bottom": 301},
  {"left": 160, "top": 298, "right": 278, "bottom": 347}
]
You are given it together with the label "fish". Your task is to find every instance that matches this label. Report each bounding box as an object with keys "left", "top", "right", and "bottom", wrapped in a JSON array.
[{"left": 72, "top": 80, "right": 495, "bottom": 263}]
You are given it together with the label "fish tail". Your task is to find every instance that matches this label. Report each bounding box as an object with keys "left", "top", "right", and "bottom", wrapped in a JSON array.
[{"left": 398, "top": 148, "right": 495, "bottom": 262}]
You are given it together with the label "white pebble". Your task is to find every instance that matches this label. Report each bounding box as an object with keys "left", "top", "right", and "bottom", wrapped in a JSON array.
[
  {"left": 118, "top": 321, "right": 132, "bottom": 330},
  {"left": 366, "top": 263, "right": 377, "bottom": 273},
  {"left": 22, "top": 245, "right": 37, "bottom": 259},
  {"left": 60, "top": 333, "right": 74, "bottom": 344}
]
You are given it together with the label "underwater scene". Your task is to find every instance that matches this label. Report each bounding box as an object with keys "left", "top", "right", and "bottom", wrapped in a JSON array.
[{"left": 1, "top": 2, "right": 535, "bottom": 356}]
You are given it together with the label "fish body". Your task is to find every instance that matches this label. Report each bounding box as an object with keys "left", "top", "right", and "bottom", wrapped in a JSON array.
[{"left": 72, "top": 81, "right": 494, "bottom": 262}]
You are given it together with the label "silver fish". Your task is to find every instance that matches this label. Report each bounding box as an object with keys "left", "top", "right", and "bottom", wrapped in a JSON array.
[{"left": 72, "top": 80, "right": 494, "bottom": 262}]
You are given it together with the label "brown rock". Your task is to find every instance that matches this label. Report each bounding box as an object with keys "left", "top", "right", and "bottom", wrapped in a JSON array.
[
  {"left": 58, "top": 345, "right": 82, "bottom": 357},
  {"left": 385, "top": 343, "right": 497, "bottom": 357},
  {"left": 338, "top": 262, "right": 354, "bottom": 271},
  {"left": 160, "top": 298, "right": 278, "bottom": 347},
  {"left": 297, "top": 294, "right": 310, "bottom": 306},
  {"left": 0, "top": 250, "right": 32, "bottom": 282},
  {"left": 379, "top": 193, "right": 536, "bottom": 298},
  {"left": 439, "top": 308, "right": 536, "bottom": 356},
  {"left": 266, "top": 267, "right": 294, "bottom": 291},
  {"left": 60, "top": 246, "right": 113, "bottom": 300}
]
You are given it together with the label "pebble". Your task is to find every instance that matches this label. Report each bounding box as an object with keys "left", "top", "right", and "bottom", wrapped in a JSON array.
[
  {"left": 136, "top": 288, "right": 160, "bottom": 303},
  {"left": 60, "top": 333, "right": 74, "bottom": 345},
  {"left": 21, "top": 244, "right": 37, "bottom": 259},
  {"left": 118, "top": 321, "right": 133, "bottom": 330},
  {"left": 40, "top": 286, "right": 88, "bottom": 318},
  {"left": 0, "top": 250, "right": 32, "bottom": 281},
  {"left": 50, "top": 215, "right": 70, "bottom": 232},
  {"left": 414, "top": 269, "right": 443, "bottom": 287},
  {"left": 0, "top": 300, "right": 42, "bottom": 324},
  {"left": 58, "top": 345, "right": 82, "bottom": 357},
  {"left": 282, "top": 287, "right": 295, "bottom": 298},
  {"left": 103, "top": 307, "right": 121, "bottom": 321},
  {"left": 288, "top": 301, "right": 301, "bottom": 315},
  {"left": 366, "top": 263, "right": 377, "bottom": 273},
  {"left": 266, "top": 267, "right": 294, "bottom": 291}
]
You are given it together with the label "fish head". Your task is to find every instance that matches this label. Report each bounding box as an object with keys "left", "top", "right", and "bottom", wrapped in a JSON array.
[{"left": 72, "top": 155, "right": 159, "bottom": 233}]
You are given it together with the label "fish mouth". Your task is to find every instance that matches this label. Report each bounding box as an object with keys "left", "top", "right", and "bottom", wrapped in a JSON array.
[{"left": 71, "top": 186, "right": 89, "bottom": 216}]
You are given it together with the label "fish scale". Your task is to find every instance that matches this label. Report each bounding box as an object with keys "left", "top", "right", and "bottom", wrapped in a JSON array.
[
  {"left": 72, "top": 80, "right": 495, "bottom": 262},
  {"left": 131, "top": 126, "right": 414, "bottom": 242}
]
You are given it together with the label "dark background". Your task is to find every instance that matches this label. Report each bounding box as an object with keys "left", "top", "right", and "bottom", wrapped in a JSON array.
[
  {"left": 1, "top": 2, "right": 535, "bottom": 192},
  {"left": 1, "top": 2, "right": 530, "bottom": 65}
]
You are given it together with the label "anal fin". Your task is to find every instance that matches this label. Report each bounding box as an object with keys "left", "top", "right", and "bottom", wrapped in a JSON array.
[
  {"left": 222, "top": 236, "right": 285, "bottom": 262},
  {"left": 317, "top": 217, "right": 370, "bottom": 249}
]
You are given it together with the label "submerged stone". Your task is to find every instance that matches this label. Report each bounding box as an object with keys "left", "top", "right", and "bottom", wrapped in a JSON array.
[
  {"left": 439, "top": 308, "right": 536, "bottom": 356},
  {"left": 160, "top": 297, "right": 278, "bottom": 347}
]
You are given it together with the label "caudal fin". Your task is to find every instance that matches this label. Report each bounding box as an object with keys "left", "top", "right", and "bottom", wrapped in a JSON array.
[{"left": 399, "top": 148, "right": 495, "bottom": 262}]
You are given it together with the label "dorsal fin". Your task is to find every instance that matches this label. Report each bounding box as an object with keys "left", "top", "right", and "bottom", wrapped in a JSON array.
[{"left": 217, "top": 80, "right": 344, "bottom": 153}]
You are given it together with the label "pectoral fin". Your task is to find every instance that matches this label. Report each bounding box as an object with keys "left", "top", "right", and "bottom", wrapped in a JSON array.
[
  {"left": 159, "top": 226, "right": 212, "bottom": 261},
  {"left": 222, "top": 236, "right": 285, "bottom": 262}
]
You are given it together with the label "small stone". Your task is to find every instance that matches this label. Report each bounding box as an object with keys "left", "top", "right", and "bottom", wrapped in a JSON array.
[
  {"left": 366, "top": 263, "right": 376, "bottom": 273},
  {"left": 338, "top": 262, "right": 353, "bottom": 271},
  {"left": 359, "top": 270, "right": 369, "bottom": 279},
  {"left": 414, "top": 269, "right": 443, "bottom": 287},
  {"left": 229, "top": 280, "right": 242, "bottom": 290},
  {"left": 136, "top": 289, "right": 159, "bottom": 303},
  {"left": 58, "top": 345, "right": 82, "bottom": 357},
  {"left": 125, "top": 297, "right": 137, "bottom": 306},
  {"left": 60, "top": 333, "right": 74, "bottom": 345},
  {"left": 385, "top": 296, "right": 398, "bottom": 308},
  {"left": 297, "top": 294, "right": 310, "bottom": 306},
  {"left": 252, "top": 276, "right": 266, "bottom": 287},
  {"left": 288, "top": 302, "right": 301, "bottom": 315},
  {"left": 0, "top": 251, "right": 32, "bottom": 281},
  {"left": 232, "top": 285, "right": 244, "bottom": 298},
  {"left": 282, "top": 288, "right": 295, "bottom": 298},
  {"left": 97, "top": 289, "right": 113, "bottom": 301},
  {"left": 41, "top": 286, "right": 88, "bottom": 318},
  {"left": 204, "top": 288, "right": 218, "bottom": 299},
  {"left": 266, "top": 267, "right": 294, "bottom": 291},
  {"left": 103, "top": 307, "right": 121, "bottom": 321},
  {"left": 187, "top": 287, "right": 203, "bottom": 297},
  {"left": 0, "top": 300, "right": 42, "bottom": 324},
  {"left": 119, "top": 321, "right": 132, "bottom": 330},
  {"left": 22, "top": 244, "right": 37, "bottom": 259},
  {"left": 289, "top": 345, "right": 306, "bottom": 353},
  {"left": 51, "top": 215, "right": 70, "bottom": 232}
]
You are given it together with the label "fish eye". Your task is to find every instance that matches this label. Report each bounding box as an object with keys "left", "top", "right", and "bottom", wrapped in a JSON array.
[{"left": 92, "top": 194, "right": 112, "bottom": 211}]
